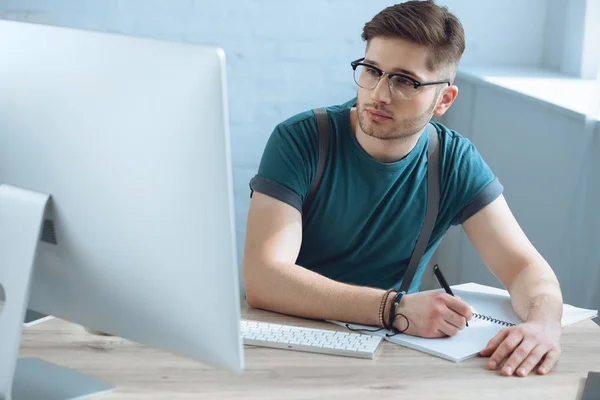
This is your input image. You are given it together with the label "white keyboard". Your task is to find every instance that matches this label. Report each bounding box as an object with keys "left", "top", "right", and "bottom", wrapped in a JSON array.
[{"left": 240, "top": 319, "right": 382, "bottom": 359}]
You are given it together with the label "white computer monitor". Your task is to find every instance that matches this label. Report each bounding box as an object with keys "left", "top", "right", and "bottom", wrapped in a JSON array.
[{"left": 0, "top": 19, "right": 244, "bottom": 399}]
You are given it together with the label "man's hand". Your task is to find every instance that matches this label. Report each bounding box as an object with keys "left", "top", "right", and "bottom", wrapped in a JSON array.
[
  {"left": 392, "top": 291, "right": 473, "bottom": 338},
  {"left": 479, "top": 320, "right": 562, "bottom": 377}
]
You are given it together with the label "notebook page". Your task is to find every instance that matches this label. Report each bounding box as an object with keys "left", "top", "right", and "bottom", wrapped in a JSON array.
[
  {"left": 383, "top": 317, "right": 505, "bottom": 362},
  {"left": 562, "top": 304, "right": 599, "bottom": 326},
  {"left": 452, "top": 283, "right": 598, "bottom": 327}
]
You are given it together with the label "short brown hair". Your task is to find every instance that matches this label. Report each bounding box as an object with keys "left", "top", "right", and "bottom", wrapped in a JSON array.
[{"left": 362, "top": 0, "right": 465, "bottom": 77}]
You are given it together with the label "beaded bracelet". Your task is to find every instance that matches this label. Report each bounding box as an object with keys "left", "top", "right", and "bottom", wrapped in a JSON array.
[{"left": 378, "top": 289, "right": 394, "bottom": 328}]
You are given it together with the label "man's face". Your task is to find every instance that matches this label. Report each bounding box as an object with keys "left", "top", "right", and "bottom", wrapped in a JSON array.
[{"left": 355, "top": 36, "right": 450, "bottom": 140}]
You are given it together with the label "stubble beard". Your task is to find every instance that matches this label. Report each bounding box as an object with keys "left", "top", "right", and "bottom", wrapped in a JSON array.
[{"left": 356, "top": 94, "right": 439, "bottom": 142}]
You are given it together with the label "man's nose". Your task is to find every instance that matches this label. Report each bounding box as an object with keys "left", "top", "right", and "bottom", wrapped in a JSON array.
[{"left": 370, "top": 75, "right": 392, "bottom": 104}]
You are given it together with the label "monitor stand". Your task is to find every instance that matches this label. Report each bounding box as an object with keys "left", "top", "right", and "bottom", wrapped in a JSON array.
[
  {"left": 23, "top": 309, "right": 54, "bottom": 327},
  {"left": 0, "top": 184, "right": 115, "bottom": 400}
]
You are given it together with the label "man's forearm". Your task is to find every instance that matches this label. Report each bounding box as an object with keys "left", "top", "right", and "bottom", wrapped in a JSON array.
[
  {"left": 244, "top": 262, "right": 390, "bottom": 327},
  {"left": 508, "top": 262, "right": 563, "bottom": 324}
]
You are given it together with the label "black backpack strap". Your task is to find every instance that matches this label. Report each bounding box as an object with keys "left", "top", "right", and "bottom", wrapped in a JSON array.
[
  {"left": 399, "top": 122, "right": 440, "bottom": 293},
  {"left": 303, "top": 108, "right": 330, "bottom": 214}
]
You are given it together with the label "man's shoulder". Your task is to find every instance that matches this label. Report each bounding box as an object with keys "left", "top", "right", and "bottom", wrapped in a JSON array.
[
  {"left": 278, "top": 109, "right": 315, "bottom": 130},
  {"left": 431, "top": 121, "right": 469, "bottom": 143},
  {"left": 268, "top": 109, "right": 318, "bottom": 156},
  {"left": 272, "top": 98, "right": 354, "bottom": 143},
  {"left": 431, "top": 121, "right": 477, "bottom": 158}
]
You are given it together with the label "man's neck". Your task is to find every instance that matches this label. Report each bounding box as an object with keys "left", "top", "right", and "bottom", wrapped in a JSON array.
[{"left": 350, "top": 108, "right": 423, "bottom": 163}]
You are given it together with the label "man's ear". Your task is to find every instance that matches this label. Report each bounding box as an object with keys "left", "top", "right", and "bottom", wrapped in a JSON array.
[{"left": 433, "top": 85, "right": 458, "bottom": 117}]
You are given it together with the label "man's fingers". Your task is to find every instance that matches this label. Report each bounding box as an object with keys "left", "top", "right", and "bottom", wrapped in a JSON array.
[
  {"left": 438, "top": 320, "right": 461, "bottom": 337},
  {"left": 444, "top": 307, "right": 468, "bottom": 330},
  {"left": 488, "top": 331, "right": 524, "bottom": 370},
  {"left": 480, "top": 328, "right": 510, "bottom": 356},
  {"left": 501, "top": 340, "right": 538, "bottom": 376},
  {"left": 445, "top": 295, "right": 473, "bottom": 321},
  {"left": 510, "top": 344, "right": 547, "bottom": 377},
  {"left": 537, "top": 349, "right": 561, "bottom": 375},
  {"left": 433, "top": 295, "right": 468, "bottom": 330}
]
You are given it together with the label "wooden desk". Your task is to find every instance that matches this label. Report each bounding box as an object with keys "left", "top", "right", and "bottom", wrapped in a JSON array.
[{"left": 19, "top": 302, "right": 600, "bottom": 400}]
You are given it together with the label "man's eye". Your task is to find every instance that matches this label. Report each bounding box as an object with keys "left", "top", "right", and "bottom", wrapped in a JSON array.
[
  {"left": 365, "top": 67, "right": 380, "bottom": 76},
  {"left": 392, "top": 77, "right": 414, "bottom": 87}
]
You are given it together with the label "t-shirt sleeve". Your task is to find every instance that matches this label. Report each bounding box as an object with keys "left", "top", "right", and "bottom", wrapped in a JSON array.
[
  {"left": 249, "top": 118, "right": 318, "bottom": 214},
  {"left": 441, "top": 137, "right": 504, "bottom": 226}
]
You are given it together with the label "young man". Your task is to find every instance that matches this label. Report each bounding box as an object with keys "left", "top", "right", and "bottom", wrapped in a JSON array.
[{"left": 244, "top": 0, "right": 563, "bottom": 378}]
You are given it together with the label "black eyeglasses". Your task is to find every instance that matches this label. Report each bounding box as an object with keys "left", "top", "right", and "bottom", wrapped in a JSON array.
[{"left": 351, "top": 58, "right": 450, "bottom": 100}]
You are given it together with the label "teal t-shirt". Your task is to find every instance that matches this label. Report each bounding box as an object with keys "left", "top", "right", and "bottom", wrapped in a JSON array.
[{"left": 250, "top": 98, "right": 502, "bottom": 293}]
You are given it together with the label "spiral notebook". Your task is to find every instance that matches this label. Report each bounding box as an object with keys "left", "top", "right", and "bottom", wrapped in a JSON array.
[{"left": 329, "top": 282, "right": 598, "bottom": 362}]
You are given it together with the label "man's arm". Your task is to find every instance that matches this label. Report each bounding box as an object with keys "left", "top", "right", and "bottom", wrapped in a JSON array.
[
  {"left": 244, "top": 192, "right": 473, "bottom": 336},
  {"left": 243, "top": 192, "right": 388, "bottom": 327},
  {"left": 462, "top": 194, "right": 563, "bottom": 377}
]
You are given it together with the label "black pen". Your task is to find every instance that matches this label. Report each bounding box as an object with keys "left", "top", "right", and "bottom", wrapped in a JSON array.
[{"left": 433, "top": 264, "right": 468, "bottom": 327}]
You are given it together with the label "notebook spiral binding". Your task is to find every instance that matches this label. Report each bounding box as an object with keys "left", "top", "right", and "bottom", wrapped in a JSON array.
[{"left": 473, "top": 313, "right": 515, "bottom": 327}]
